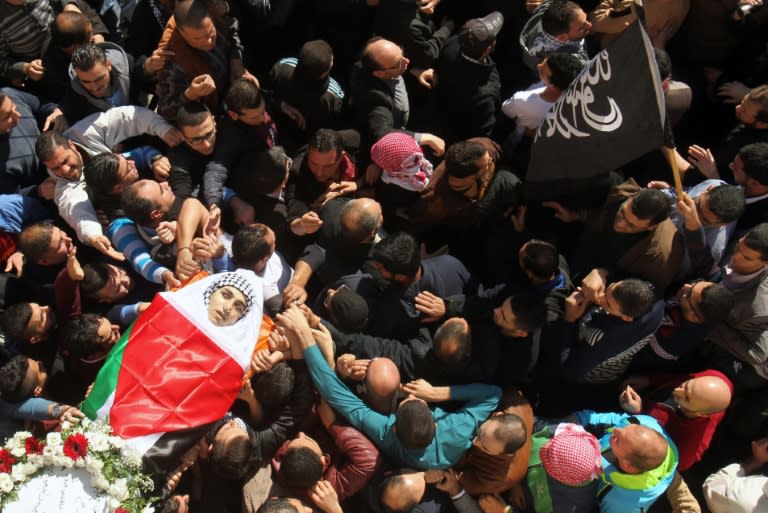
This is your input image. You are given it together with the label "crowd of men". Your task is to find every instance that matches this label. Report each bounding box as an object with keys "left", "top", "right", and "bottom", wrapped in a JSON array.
[{"left": 1, "top": 0, "right": 768, "bottom": 511}]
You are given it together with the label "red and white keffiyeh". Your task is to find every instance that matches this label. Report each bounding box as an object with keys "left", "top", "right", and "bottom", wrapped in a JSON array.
[
  {"left": 540, "top": 423, "right": 602, "bottom": 486},
  {"left": 371, "top": 132, "right": 433, "bottom": 192}
]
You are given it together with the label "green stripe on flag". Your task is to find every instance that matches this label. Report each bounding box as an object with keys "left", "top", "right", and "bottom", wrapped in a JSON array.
[{"left": 82, "top": 322, "right": 134, "bottom": 419}]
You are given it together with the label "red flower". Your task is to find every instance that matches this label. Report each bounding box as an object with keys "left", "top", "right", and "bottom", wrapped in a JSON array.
[
  {"left": 0, "top": 449, "right": 16, "bottom": 473},
  {"left": 114, "top": 508, "right": 130, "bottom": 513},
  {"left": 24, "top": 436, "right": 44, "bottom": 455},
  {"left": 63, "top": 433, "right": 88, "bottom": 460}
]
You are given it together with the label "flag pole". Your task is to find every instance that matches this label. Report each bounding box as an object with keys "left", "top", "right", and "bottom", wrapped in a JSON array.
[{"left": 663, "top": 146, "right": 684, "bottom": 198}]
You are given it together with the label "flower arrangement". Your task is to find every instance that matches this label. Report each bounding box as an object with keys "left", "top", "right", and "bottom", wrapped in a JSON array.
[{"left": 0, "top": 418, "right": 158, "bottom": 513}]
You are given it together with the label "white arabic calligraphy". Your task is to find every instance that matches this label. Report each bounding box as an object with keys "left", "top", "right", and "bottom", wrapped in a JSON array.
[{"left": 539, "top": 50, "right": 623, "bottom": 140}]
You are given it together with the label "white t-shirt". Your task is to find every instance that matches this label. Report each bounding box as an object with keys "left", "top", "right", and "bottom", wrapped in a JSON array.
[
  {"left": 501, "top": 82, "right": 553, "bottom": 138},
  {"left": 703, "top": 463, "right": 768, "bottom": 513}
]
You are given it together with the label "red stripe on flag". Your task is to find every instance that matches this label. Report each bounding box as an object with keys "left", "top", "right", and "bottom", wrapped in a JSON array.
[{"left": 111, "top": 295, "right": 243, "bottom": 438}]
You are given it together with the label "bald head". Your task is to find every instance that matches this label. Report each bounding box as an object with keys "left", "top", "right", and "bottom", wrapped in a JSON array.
[
  {"left": 674, "top": 374, "right": 732, "bottom": 417},
  {"left": 340, "top": 198, "right": 382, "bottom": 243},
  {"left": 611, "top": 424, "right": 668, "bottom": 474},
  {"left": 52, "top": 12, "right": 92, "bottom": 53},
  {"left": 362, "top": 37, "right": 408, "bottom": 77},
  {"left": 365, "top": 357, "right": 400, "bottom": 413}
]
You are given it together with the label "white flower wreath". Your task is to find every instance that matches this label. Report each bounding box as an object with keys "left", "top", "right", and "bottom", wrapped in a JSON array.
[{"left": 0, "top": 418, "right": 158, "bottom": 513}]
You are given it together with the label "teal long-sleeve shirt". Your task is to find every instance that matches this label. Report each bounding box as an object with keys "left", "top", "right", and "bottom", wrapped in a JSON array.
[{"left": 303, "top": 345, "right": 501, "bottom": 469}]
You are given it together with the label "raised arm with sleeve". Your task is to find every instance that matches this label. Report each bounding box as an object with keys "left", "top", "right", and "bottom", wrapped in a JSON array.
[
  {"left": 324, "top": 422, "right": 383, "bottom": 501},
  {"left": 107, "top": 218, "right": 170, "bottom": 284},
  {"left": 53, "top": 176, "right": 103, "bottom": 244}
]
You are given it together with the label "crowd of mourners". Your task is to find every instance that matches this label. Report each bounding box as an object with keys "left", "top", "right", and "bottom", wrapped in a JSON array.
[{"left": 2, "top": 0, "right": 768, "bottom": 511}]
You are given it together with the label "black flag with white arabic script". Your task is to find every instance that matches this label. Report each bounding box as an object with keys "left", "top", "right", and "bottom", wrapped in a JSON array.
[{"left": 525, "top": 18, "right": 666, "bottom": 202}]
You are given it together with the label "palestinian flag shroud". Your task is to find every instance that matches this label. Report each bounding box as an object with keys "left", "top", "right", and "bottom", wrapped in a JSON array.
[{"left": 82, "top": 269, "right": 265, "bottom": 469}]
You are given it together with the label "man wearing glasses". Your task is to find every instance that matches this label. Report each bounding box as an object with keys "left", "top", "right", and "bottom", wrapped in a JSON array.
[
  {"left": 168, "top": 102, "right": 218, "bottom": 200},
  {"left": 349, "top": 37, "right": 445, "bottom": 160}
]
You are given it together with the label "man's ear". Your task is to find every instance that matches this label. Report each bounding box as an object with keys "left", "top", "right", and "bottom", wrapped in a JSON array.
[
  {"left": 28, "top": 335, "right": 42, "bottom": 344},
  {"left": 33, "top": 385, "right": 43, "bottom": 397},
  {"left": 226, "top": 110, "right": 239, "bottom": 122},
  {"left": 619, "top": 313, "right": 634, "bottom": 323},
  {"left": 149, "top": 209, "right": 164, "bottom": 222}
]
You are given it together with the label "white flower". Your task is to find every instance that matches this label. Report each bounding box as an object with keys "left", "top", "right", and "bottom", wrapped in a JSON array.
[
  {"left": 12, "top": 431, "right": 32, "bottom": 443},
  {"left": 10, "top": 464, "right": 26, "bottom": 482},
  {"left": 46, "top": 432, "right": 62, "bottom": 448},
  {"left": 91, "top": 474, "right": 109, "bottom": 491},
  {"left": 89, "top": 432, "right": 110, "bottom": 452},
  {"left": 0, "top": 473, "right": 13, "bottom": 493},
  {"left": 121, "top": 448, "right": 142, "bottom": 470},
  {"left": 109, "top": 477, "right": 129, "bottom": 501},
  {"left": 53, "top": 455, "right": 74, "bottom": 468},
  {"left": 9, "top": 445, "right": 25, "bottom": 458},
  {"left": 142, "top": 506, "right": 155, "bottom": 513},
  {"left": 85, "top": 455, "right": 104, "bottom": 473},
  {"left": 61, "top": 420, "right": 72, "bottom": 431},
  {"left": 109, "top": 436, "right": 126, "bottom": 449},
  {"left": 108, "top": 497, "right": 121, "bottom": 510}
]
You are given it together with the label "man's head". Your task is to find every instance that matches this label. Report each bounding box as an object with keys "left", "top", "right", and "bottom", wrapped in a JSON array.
[
  {"left": 61, "top": 313, "right": 120, "bottom": 358},
  {"left": 160, "top": 494, "right": 190, "bottom": 513},
  {"left": 209, "top": 417, "right": 255, "bottom": 480},
  {"left": 0, "top": 93, "right": 21, "bottom": 135},
  {"left": 519, "top": 239, "right": 559, "bottom": 283},
  {"left": 36, "top": 132, "right": 84, "bottom": 181},
  {"left": 237, "top": 147, "right": 291, "bottom": 196},
  {"left": 540, "top": 426, "right": 602, "bottom": 485},
  {"left": 492, "top": 293, "right": 548, "bottom": 337},
  {"left": 177, "top": 102, "right": 217, "bottom": 155},
  {"left": 613, "top": 189, "right": 670, "bottom": 234},
  {"left": 362, "top": 357, "right": 400, "bottom": 414},
  {"left": 257, "top": 498, "right": 311, "bottom": 513},
  {"left": 433, "top": 318, "right": 472, "bottom": 368},
  {"left": 395, "top": 397, "right": 435, "bottom": 449},
  {"left": 80, "top": 263, "right": 134, "bottom": 303},
  {"left": 733, "top": 143, "right": 768, "bottom": 193},
  {"left": 323, "top": 285, "right": 369, "bottom": 331},
  {"left": 254, "top": 362, "right": 295, "bottom": 409},
  {"left": 694, "top": 184, "right": 745, "bottom": 226},
  {"left": 0, "top": 355, "right": 48, "bottom": 403},
  {"left": 609, "top": 424, "right": 668, "bottom": 474},
  {"left": 676, "top": 280, "right": 734, "bottom": 324},
  {"left": 280, "top": 433, "right": 325, "bottom": 489},
  {"left": 339, "top": 198, "right": 383, "bottom": 244},
  {"left": 174, "top": 0, "right": 217, "bottom": 51},
  {"left": 541, "top": 0, "right": 591, "bottom": 41},
  {"left": 121, "top": 179, "right": 176, "bottom": 227},
  {"left": 0, "top": 302, "right": 56, "bottom": 344},
  {"left": 85, "top": 152, "right": 139, "bottom": 197},
  {"left": 473, "top": 413, "right": 527, "bottom": 456},
  {"left": 294, "top": 39, "right": 334, "bottom": 84},
  {"left": 380, "top": 472, "right": 426, "bottom": 513},
  {"left": 18, "top": 223, "right": 73, "bottom": 266},
  {"left": 71, "top": 43, "right": 112, "bottom": 98},
  {"left": 362, "top": 37, "right": 410, "bottom": 80},
  {"left": 538, "top": 52, "right": 583, "bottom": 91},
  {"left": 602, "top": 279, "right": 656, "bottom": 322},
  {"left": 52, "top": 11, "right": 93, "bottom": 54},
  {"left": 654, "top": 48, "right": 672, "bottom": 89},
  {"left": 306, "top": 129, "right": 345, "bottom": 183},
  {"left": 225, "top": 79, "right": 266, "bottom": 126},
  {"left": 730, "top": 223, "right": 768, "bottom": 275},
  {"left": 735, "top": 85, "right": 768, "bottom": 129},
  {"left": 672, "top": 373, "right": 733, "bottom": 418},
  {"left": 458, "top": 12, "right": 504, "bottom": 60},
  {"left": 232, "top": 224, "right": 276, "bottom": 274},
  {"left": 444, "top": 141, "right": 494, "bottom": 197},
  {"left": 370, "top": 232, "right": 421, "bottom": 286}
]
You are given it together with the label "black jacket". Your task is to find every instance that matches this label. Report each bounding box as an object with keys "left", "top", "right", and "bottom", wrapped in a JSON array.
[{"left": 374, "top": 1, "right": 451, "bottom": 69}]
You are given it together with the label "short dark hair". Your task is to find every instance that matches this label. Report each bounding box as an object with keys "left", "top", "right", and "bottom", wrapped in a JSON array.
[
  {"left": 71, "top": 42, "right": 108, "bottom": 71},
  {"left": 210, "top": 432, "right": 255, "bottom": 480},
  {"left": 174, "top": 0, "right": 212, "bottom": 29},
  {"left": 80, "top": 262, "right": 110, "bottom": 298},
  {"left": 232, "top": 224, "right": 272, "bottom": 269},
  {"left": 257, "top": 498, "right": 299, "bottom": 513},
  {"left": 61, "top": 313, "right": 103, "bottom": 357},
  {"left": 706, "top": 184, "right": 745, "bottom": 224},
  {"left": 52, "top": 12, "right": 92, "bottom": 49},
  {"left": 0, "top": 355, "right": 30, "bottom": 403},
  {"left": 743, "top": 223, "right": 768, "bottom": 260},
  {"left": 295, "top": 39, "right": 334, "bottom": 82},
  {"left": 698, "top": 284, "right": 735, "bottom": 324},
  {"left": 541, "top": 0, "right": 583, "bottom": 36},
  {"left": 339, "top": 200, "right": 381, "bottom": 243},
  {"left": 433, "top": 319, "right": 472, "bottom": 367},
  {"left": 121, "top": 181, "right": 158, "bottom": 226},
  {"left": 444, "top": 141, "right": 488, "bottom": 178},
  {"left": 630, "top": 189, "right": 671, "bottom": 225},
  {"left": 237, "top": 147, "right": 289, "bottom": 195},
  {"left": 176, "top": 102, "right": 213, "bottom": 129},
  {"left": 18, "top": 222, "right": 54, "bottom": 264},
  {"left": 520, "top": 239, "right": 559, "bottom": 281},
  {"left": 280, "top": 447, "right": 323, "bottom": 489},
  {"left": 225, "top": 78, "right": 264, "bottom": 114},
  {"left": 546, "top": 52, "right": 583, "bottom": 90},
  {"left": 509, "top": 292, "right": 548, "bottom": 332},
  {"left": 0, "top": 303, "right": 34, "bottom": 342},
  {"left": 308, "top": 129, "right": 343, "bottom": 154},
  {"left": 747, "top": 85, "right": 768, "bottom": 124},
  {"left": 370, "top": 232, "right": 420, "bottom": 277},
  {"left": 159, "top": 497, "right": 182, "bottom": 513},
  {"left": 654, "top": 48, "right": 672, "bottom": 80},
  {"left": 254, "top": 362, "right": 295, "bottom": 408},
  {"left": 738, "top": 143, "right": 768, "bottom": 185},
  {"left": 84, "top": 152, "right": 122, "bottom": 197},
  {"left": 395, "top": 400, "right": 435, "bottom": 449},
  {"left": 35, "top": 131, "right": 69, "bottom": 162},
  {"left": 612, "top": 279, "right": 656, "bottom": 319},
  {"left": 490, "top": 413, "right": 528, "bottom": 453},
  {"left": 380, "top": 474, "right": 420, "bottom": 513}
]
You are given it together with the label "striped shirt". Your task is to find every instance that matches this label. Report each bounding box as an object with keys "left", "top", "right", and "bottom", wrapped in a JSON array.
[
  {"left": 277, "top": 57, "right": 345, "bottom": 100},
  {"left": 0, "top": 0, "right": 56, "bottom": 80}
]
